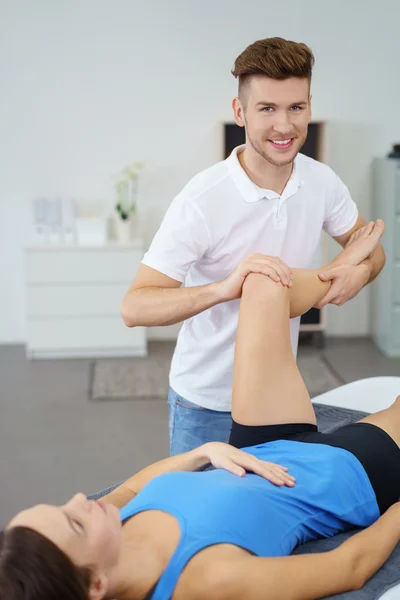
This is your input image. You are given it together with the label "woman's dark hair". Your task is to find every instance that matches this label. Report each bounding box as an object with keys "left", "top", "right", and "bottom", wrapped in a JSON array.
[{"left": 0, "top": 526, "right": 93, "bottom": 600}]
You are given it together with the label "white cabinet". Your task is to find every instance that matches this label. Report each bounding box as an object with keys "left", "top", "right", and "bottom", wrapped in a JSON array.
[
  {"left": 371, "top": 158, "right": 400, "bottom": 357},
  {"left": 24, "top": 243, "right": 147, "bottom": 358}
]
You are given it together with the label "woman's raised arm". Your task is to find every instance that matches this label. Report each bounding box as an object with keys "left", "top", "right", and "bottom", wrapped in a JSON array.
[{"left": 204, "top": 502, "right": 400, "bottom": 600}]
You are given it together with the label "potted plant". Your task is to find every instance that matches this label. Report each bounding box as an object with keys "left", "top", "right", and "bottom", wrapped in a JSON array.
[{"left": 113, "top": 161, "right": 143, "bottom": 243}]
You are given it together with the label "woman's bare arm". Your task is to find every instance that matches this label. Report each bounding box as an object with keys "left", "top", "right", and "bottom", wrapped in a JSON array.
[
  {"left": 100, "top": 485, "right": 138, "bottom": 508},
  {"left": 203, "top": 503, "right": 400, "bottom": 600},
  {"left": 100, "top": 446, "right": 211, "bottom": 508},
  {"left": 100, "top": 443, "right": 297, "bottom": 508}
]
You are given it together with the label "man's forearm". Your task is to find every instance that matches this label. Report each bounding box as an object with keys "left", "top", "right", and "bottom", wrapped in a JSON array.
[
  {"left": 101, "top": 445, "right": 211, "bottom": 508},
  {"left": 360, "top": 243, "right": 386, "bottom": 285},
  {"left": 121, "top": 282, "right": 224, "bottom": 327}
]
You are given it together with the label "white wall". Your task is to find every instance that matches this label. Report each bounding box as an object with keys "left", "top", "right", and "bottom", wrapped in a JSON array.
[{"left": 1, "top": 0, "right": 399, "bottom": 343}]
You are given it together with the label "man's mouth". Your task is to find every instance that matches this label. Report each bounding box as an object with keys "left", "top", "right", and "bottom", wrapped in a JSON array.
[{"left": 268, "top": 138, "right": 294, "bottom": 150}]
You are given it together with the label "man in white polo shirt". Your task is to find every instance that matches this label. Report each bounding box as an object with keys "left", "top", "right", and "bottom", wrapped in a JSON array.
[{"left": 121, "top": 37, "right": 385, "bottom": 455}]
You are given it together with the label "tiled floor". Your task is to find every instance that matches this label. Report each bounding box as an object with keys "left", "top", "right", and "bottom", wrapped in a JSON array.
[{"left": 0, "top": 338, "right": 399, "bottom": 526}]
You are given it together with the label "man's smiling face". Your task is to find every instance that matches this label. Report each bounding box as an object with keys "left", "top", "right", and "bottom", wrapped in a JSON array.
[{"left": 235, "top": 75, "right": 312, "bottom": 168}]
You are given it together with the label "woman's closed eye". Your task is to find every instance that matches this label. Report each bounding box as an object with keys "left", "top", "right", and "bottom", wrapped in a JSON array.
[
  {"left": 63, "top": 511, "right": 85, "bottom": 535},
  {"left": 73, "top": 518, "right": 85, "bottom": 532}
]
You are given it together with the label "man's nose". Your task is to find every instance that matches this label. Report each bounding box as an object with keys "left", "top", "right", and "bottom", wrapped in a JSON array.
[
  {"left": 272, "top": 113, "right": 293, "bottom": 134},
  {"left": 273, "top": 123, "right": 293, "bottom": 136}
]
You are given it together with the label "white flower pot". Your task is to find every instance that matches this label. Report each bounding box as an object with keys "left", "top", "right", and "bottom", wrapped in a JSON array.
[{"left": 114, "top": 216, "right": 133, "bottom": 244}]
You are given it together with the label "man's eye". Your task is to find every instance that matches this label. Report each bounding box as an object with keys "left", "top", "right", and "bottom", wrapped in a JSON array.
[{"left": 262, "top": 106, "right": 303, "bottom": 112}]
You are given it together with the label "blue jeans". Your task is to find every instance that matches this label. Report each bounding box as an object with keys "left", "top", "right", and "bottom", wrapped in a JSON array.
[{"left": 168, "top": 387, "right": 232, "bottom": 455}]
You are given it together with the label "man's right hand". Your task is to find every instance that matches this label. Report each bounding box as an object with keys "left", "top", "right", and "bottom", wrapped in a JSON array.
[{"left": 216, "top": 253, "right": 293, "bottom": 302}]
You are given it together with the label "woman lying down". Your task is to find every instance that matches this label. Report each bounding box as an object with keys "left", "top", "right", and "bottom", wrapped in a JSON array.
[{"left": 2, "top": 219, "right": 400, "bottom": 600}]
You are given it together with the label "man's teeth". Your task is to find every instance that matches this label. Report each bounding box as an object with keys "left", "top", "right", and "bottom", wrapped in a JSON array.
[{"left": 271, "top": 139, "right": 292, "bottom": 145}]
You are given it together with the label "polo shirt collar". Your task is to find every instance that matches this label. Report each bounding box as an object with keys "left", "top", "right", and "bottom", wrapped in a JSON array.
[{"left": 227, "top": 144, "right": 304, "bottom": 203}]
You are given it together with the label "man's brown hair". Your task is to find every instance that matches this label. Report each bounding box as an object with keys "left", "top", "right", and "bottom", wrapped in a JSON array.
[{"left": 232, "top": 37, "right": 315, "bottom": 106}]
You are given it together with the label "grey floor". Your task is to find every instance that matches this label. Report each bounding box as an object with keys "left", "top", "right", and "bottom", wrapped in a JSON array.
[{"left": 1, "top": 338, "right": 399, "bottom": 527}]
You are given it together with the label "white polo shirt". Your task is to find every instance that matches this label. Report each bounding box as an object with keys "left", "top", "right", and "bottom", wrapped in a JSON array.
[{"left": 142, "top": 145, "right": 358, "bottom": 411}]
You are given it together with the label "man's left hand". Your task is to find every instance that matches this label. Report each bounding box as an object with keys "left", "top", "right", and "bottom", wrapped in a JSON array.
[{"left": 314, "top": 264, "right": 370, "bottom": 309}]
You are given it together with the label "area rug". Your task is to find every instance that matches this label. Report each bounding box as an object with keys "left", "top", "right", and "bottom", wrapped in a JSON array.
[{"left": 90, "top": 343, "right": 342, "bottom": 401}]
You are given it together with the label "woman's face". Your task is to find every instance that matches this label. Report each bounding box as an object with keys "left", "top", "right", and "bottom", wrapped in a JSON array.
[{"left": 7, "top": 493, "right": 122, "bottom": 573}]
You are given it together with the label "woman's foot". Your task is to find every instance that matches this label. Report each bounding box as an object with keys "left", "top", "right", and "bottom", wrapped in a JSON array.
[{"left": 330, "top": 219, "right": 385, "bottom": 267}]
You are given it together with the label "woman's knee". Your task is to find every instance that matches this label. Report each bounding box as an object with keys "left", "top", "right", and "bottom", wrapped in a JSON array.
[
  {"left": 394, "top": 394, "right": 400, "bottom": 407},
  {"left": 242, "top": 273, "right": 287, "bottom": 300}
]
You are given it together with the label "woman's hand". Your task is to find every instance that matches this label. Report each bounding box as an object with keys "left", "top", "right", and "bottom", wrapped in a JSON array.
[{"left": 201, "top": 442, "right": 296, "bottom": 487}]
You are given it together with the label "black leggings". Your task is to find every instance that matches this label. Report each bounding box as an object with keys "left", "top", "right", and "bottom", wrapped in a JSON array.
[{"left": 229, "top": 420, "right": 400, "bottom": 515}]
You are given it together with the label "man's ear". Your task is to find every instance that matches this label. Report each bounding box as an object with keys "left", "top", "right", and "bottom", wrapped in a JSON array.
[
  {"left": 88, "top": 571, "right": 109, "bottom": 600},
  {"left": 232, "top": 97, "right": 245, "bottom": 128}
]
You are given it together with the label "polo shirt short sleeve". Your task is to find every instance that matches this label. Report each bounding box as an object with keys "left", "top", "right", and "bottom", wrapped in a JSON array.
[
  {"left": 323, "top": 171, "right": 358, "bottom": 237},
  {"left": 137, "top": 146, "right": 361, "bottom": 411},
  {"left": 141, "top": 193, "right": 210, "bottom": 283}
]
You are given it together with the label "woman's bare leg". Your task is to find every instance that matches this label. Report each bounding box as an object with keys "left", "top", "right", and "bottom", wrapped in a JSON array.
[
  {"left": 290, "top": 219, "right": 385, "bottom": 318},
  {"left": 232, "top": 219, "right": 386, "bottom": 426},
  {"left": 357, "top": 396, "right": 400, "bottom": 447},
  {"left": 232, "top": 274, "right": 319, "bottom": 426},
  {"left": 292, "top": 219, "right": 400, "bottom": 445}
]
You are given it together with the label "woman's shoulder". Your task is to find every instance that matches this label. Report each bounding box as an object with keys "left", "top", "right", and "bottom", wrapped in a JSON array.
[{"left": 122, "top": 511, "right": 250, "bottom": 600}]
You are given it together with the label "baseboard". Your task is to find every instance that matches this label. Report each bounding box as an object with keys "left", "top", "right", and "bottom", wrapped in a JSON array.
[
  {"left": 147, "top": 323, "right": 182, "bottom": 341},
  {"left": 26, "top": 347, "right": 147, "bottom": 359}
]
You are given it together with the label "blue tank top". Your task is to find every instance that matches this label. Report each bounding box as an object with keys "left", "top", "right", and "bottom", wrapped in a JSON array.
[{"left": 119, "top": 440, "right": 380, "bottom": 600}]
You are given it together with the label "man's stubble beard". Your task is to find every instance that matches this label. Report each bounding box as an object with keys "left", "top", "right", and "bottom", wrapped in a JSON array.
[
  {"left": 244, "top": 116, "right": 307, "bottom": 168},
  {"left": 247, "top": 130, "right": 302, "bottom": 168}
]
